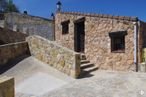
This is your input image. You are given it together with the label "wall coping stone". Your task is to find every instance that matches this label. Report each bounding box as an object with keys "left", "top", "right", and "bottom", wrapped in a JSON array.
[
  {"left": 0, "top": 41, "right": 27, "bottom": 47},
  {"left": 0, "top": 76, "right": 14, "bottom": 83}
]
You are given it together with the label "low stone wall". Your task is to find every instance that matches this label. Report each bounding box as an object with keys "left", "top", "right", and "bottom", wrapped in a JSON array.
[
  {"left": 0, "top": 20, "right": 4, "bottom": 28},
  {"left": 0, "top": 76, "right": 14, "bottom": 97},
  {"left": 0, "top": 27, "right": 28, "bottom": 45},
  {"left": 142, "top": 48, "right": 146, "bottom": 62},
  {"left": 0, "top": 41, "right": 30, "bottom": 65},
  {"left": 139, "top": 62, "right": 146, "bottom": 72},
  {"left": 27, "top": 35, "right": 80, "bottom": 78}
]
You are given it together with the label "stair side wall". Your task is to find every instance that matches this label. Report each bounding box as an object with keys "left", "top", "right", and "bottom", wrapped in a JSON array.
[{"left": 27, "top": 35, "right": 81, "bottom": 78}]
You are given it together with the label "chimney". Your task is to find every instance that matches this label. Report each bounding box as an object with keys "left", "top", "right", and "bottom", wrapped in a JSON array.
[
  {"left": 51, "top": 13, "right": 55, "bottom": 20},
  {"left": 23, "top": 11, "right": 28, "bottom": 15}
]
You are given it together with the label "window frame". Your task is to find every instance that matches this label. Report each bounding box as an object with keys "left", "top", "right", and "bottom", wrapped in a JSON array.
[
  {"left": 0, "top": 13, "right": 4, "bottom": 20},
  {"left": 61, "top": 20, "right": 70, "bottom": 35},
  {"left": 109, "top": 31, "right": 127, "bottom": 53}
]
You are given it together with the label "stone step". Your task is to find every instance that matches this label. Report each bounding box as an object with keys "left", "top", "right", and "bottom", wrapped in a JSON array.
[
  {"left": 80, "top": 66, "right": 99, "bottom": 76},
  {"left": 81, "top": 60, "right": 90, "bottom": 64},
  {"left": 80, "top": 54, "right": 86, "bottom": 60},
  {"left": 81, "top": 63, "right": 94, "bottom": 69},
  {"left": 81, "top": 66, "right": 99, "bottom": 73},
  {"left": 81, "top": 63, "right": 98, "bottom": 72}
]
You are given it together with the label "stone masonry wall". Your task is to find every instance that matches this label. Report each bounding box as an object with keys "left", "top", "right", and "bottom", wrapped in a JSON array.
[
  {"left": 0, "top": 27, "right": 28, "bottom": 45},
  {"left": 0, "top": 20, "right": 4, "bottom": 28},
  {"left": 4, "top": 12, "right": 54, "bottom": 40},
  {"left": 140, "top": 22, "right": 146, "bottom": 62},
  {"left": 0, "top": 77, "right": 14, "bottom": 97},
  {"left": 55, "top": 12, "right": 135, "bottom": 71},
  {"left": 0, "top": 42, "right": 30, "bottom": 65},
  {"left": 27, "top": 35, "right": 80, "bottom": 78},
  {"left": 141, "top": 22, "right": 146, "bottom": 48}
]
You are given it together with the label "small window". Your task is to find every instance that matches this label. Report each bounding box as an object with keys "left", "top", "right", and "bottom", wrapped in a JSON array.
[
  {"left": 0, "top": 13, "right": 4, "bottom": 20},
  {"left": 0, "top": 40, "right": 5, "bottom": 45},
  {"left": 109, "top": 31, "right": 127, "bottom": 53},
  {"left": 61, "top": 20, "right": 70, "bottom": 35}
]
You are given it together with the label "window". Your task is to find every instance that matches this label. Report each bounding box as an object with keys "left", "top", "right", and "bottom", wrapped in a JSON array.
[
  {"left": 109, "top": 31, "right": 127, "bottom": 53},
  {"left": 0, "top": 13, "right": 4, "bottom": 20},
  {"left": 0, "top": 40, "right": 5, "bottom": 45},
  {"left": 61, "top": 20, "right": 70, "bottom": 35}
]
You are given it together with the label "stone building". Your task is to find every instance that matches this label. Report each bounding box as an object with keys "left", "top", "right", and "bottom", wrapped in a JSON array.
[
  {"left": 0, "top": 1, "right": 146, "bottom": 73},
  {"left": 55, "top": 11, "right": 146, "bottom": 71}
]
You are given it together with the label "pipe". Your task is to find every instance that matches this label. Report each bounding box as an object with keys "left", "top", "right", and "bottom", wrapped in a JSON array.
[{"left": 134, "top": 21, "right": 138, "bottom": 72}]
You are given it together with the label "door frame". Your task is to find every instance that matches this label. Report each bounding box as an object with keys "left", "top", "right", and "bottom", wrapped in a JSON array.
[{"left": 74, "top": 17, "right": 85, "bottom": 53}]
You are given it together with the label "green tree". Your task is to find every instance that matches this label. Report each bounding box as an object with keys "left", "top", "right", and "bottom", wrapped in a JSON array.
[
  {"left": 0, "top": 0, "right": 19, "bottom": 13},
  {"left": 0, "top": 0, "right": 7, "bottom": 12}
]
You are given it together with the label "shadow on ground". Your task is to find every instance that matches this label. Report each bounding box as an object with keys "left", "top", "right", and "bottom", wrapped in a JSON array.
[
  {"left": 0, "top": 55, "right": 30, "bottom": 74},
  {"left": 78, "top": 67, "right": 99, "bottom": 79}
]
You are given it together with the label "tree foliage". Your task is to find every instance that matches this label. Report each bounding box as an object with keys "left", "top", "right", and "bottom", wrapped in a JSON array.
[
  {"left": 0, "top": 0, "right": 7, "bottom": 12},
  {"left": 0, "top": 0, "right": 19, "bottom": 13}
]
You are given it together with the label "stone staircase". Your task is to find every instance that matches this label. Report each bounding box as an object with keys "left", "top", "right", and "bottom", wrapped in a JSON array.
[{"left": 80, "top": 54, "right": 98, "bottom": 75}]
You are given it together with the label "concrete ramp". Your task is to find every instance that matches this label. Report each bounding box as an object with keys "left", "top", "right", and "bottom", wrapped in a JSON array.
[
  {"left": 16, "top": 72, "right": 67, "bottom": 96},
  {"left": 1, "top": 56, "right": 74, "bottom": 97}
]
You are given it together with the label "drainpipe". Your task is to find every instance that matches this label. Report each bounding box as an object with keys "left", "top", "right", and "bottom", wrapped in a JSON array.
[
  {"left": 133, "top": 21, "right": 139, "bottom": 72},
  {"left": 51, "top": 13, "right": 55, "bottom": 41}
]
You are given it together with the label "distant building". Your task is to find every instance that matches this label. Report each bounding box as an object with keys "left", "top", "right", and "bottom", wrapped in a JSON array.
[{"left": 0, "top": 12, "right": 54, "bottom": 40}]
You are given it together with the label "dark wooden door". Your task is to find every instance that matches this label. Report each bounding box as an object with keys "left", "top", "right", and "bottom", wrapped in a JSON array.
[{"left": 74, "top": 21, "right": 85, "bottom": 52}]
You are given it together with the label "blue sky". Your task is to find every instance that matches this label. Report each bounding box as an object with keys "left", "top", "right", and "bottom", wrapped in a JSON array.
[{"left": 13, "top": 0, "right": 146, "bottom": 21}]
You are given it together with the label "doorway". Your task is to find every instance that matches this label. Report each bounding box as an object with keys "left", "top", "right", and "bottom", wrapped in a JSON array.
[{"left": 74, "top": 18, "right": 85, "bottom": 53}]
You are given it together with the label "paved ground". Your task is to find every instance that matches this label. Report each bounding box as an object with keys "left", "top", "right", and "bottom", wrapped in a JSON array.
[
  {"left": 1, "top": 56, "right": 74, "bottom": 97},
  {"left": 46, "top": 71, "right": 146, "bottom": 97},
  {"left": 1, "top": 56, "right": 146, "bottom": 97}
]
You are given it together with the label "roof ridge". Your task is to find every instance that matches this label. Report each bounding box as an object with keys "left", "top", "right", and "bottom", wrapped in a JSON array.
[
  {"left": 58, "top": 11, "right": 138, "bottom": 22},
  {"left": 5, "top": 12, "right": 53, "bottom": 21}
]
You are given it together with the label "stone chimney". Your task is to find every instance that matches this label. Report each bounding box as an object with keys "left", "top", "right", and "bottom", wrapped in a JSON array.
[
  {"left": 56, "top": 1, "right": 62, "bottom": 12},
  {"left": 23, "top": 11, "right": 28, "bottom": 15},
  {"left": 51, "top": 13, "right": 55, "bottom": 20}
]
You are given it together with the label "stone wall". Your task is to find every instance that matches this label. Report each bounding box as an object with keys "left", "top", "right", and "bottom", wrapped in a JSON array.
[
  {"left": 27, "top": 35, "right": 81, "bottom": 78},
  {"left": 0, "top": 42, "right": 30, "bottom": 65},
  {"left": 0, "top": 27, "right": 28, "bottom": 45},
  {"left": 3, "top": 12, "right": 54, "bottom": 40},
  {"left": 0, "top": 20, "right": 4, "bottom": 28},
  {"left": 141, "top": 22, "right": 146, "bottom": 48},
  {"left": 0, "top": 77, "right": 14, "bottom": 97},
  {"left": 55, "top": 12, "right": 136, "bottom": 71},
  {"left": 140, "top": 22, "right": 146, "bottom": 62}
]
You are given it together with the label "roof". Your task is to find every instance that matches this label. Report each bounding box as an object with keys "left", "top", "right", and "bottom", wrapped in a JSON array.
[{"left": 58, "top": 11, "right": 139, "bottom": 22}]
